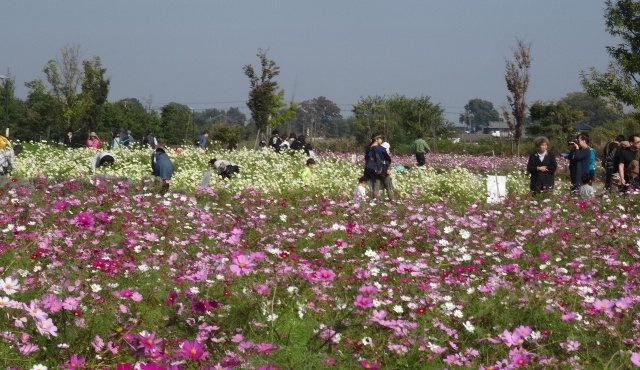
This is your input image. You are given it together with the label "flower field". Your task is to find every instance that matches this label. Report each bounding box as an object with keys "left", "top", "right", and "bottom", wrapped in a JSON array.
[{"left": 1, "top": 145, "right": 639, "bottom": 369}]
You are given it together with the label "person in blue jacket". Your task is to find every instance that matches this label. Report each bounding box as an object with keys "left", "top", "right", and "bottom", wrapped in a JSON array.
[
  {"left": 151, "top": 146, "right": 174, "bottom": 193},
  {"left": 569, "top": 132, "right": 591, "bottom": 192}
]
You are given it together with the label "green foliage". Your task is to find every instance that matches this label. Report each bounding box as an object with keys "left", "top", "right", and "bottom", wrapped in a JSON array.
[
  {"left": 243, "top": 49, "right": 296, "bottom": 134},
  {"left": 459, "top": 98, "right": 500, "bottom": 130},
  {"left": 209, "top": 122, "right": 245, "bottom": 146},
  {"left": 526, "top": 100, "right": 584, "bottom": 142},
  {"left": 581, "top": 0, "right": 640, "bottom": 109}
]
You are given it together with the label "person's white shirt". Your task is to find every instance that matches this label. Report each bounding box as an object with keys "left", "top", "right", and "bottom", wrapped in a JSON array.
[{"left": 352, "top": 184, "right": 368, "bottom": 203}]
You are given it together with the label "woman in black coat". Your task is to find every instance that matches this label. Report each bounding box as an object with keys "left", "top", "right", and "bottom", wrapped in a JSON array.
[{"left": 526, "top": 136, "right": 557, "bottom": 194}]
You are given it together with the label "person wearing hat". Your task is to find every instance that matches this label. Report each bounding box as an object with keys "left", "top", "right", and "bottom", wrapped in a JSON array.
[
  {"left": 0, "top": 144, "right": 23, "bottom": 176},
  {"left": 86, "top": 132, "right": 101, "bottom": 149}
]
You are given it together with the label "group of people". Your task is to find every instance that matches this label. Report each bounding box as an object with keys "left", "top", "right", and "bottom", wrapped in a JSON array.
[
  {"left": 64, "top": 129, "right": 150, "bottom": 151},
  {"left": 525, "top": 132, "right": 640, "bottom": 197},
  {"left": 268, "top": 130, "right": 314, "bottom": 156}
]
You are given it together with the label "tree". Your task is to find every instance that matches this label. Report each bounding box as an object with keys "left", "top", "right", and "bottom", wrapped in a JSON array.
[
  {"left": 580, "top": 0, "right": 640, "bottom": 109},
  {"left": 43, "top": 44, "right": 84, "bottom": 130},
  {"left": 526, "top": 101, "right": 584, "bottom": 142},
  {"left": 159, "top": 103, "right": 192, "bottom": 145},
  {"left": 295, "top": 96, "right": 341, "bottom": 138},
  {"left": 459, "top": 99, "right": 499, "bottom": 130},
  {"left": 352, "top": 95, "right": 388, "bottom": 141},
  {"left": 243, "top": 49, "right": 296, "bottom": 137},
  {"left": 387, "top": 95, "right": 448, "bottom": 138},
  {"left": 560, "top": 92, "right": 620, "bottom": 127},
  {"left": 503, "top": 39, "right": 532, "bottom": 155},
  {"left": 78, "top": 57, "right": 110, "bottom": 134}
]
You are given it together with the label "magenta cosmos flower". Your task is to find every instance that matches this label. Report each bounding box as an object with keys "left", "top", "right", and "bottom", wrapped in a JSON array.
[
  {"left": 75, "top": 212, "right": 95, "bottom": 228},
  {"left": 354, "top": 295, "right": 373, "bottom": 308},
  {"left": 229, "top": 254, "right": 255, "bottom": 276},
  {"left": 175, "top": 339, "right": 208, "bottom": 361}
]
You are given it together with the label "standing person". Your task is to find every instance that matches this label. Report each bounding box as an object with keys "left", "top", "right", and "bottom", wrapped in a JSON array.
[
  {"left": 151, "top": 146, "right": 174, "bottom": 193},
  {"left": 0, "top": 144, "right": 23, "bottom": 176},
  {"left": 412, "top": 134, "right": 431, "bottom": 168},
  {"left": 110, "top": 131, "right": 123, "bottom": 150},
  {"left": 602, "top": 135, "right": 625, "bottom": 190},
  {"left": 91, "top": 152, "right": 115, "bottom": 172},
  {"left": 141, "top": 130, "right": 157, "bottom": 149},
  {"left": 615, "top": 135, "right": 640, "bottom": 191},
  {"left": 63, "top": 128, "right": 77, "bottom": 148},
  {"left": 588, "top": 144, "right": 597, "bottom": 182},
  {"left": 569, "top": 133, "right": 591, "bottom": 192},
  {"left": 86, "top": 132, "right": 101, "bottom": 149},
  {"left": 270, "top": 130, "right": 282, "bottom": 153},
  {"left": 301, "top": 158, "right": 315, "bottom": 186},
  {"left": 379, "top": 141, "right": 396, "bottom": 201},
  {"left": 123, "top": 130, "right": 134, "bottom": 149},
  {"left": 526, "top": 136, "right": 557, "bottom": 194},
  {"left": 364, "top": 133, "right": 393, "bottom": 202},
  {"left": 198, "top": 131, "right": 209, "bottom": 150}
]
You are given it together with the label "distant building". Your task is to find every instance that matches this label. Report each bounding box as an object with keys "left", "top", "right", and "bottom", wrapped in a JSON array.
[{"left": 482, "top": 121, "right": 511, "bottom": 137}]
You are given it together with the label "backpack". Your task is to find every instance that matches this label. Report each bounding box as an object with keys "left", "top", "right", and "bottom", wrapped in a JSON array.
[
  {"left": 602, "top": 142, "right": 619, "bottom": 170},
  {"left": 365, "top": 147, "right": 385, "bottom": 175}
]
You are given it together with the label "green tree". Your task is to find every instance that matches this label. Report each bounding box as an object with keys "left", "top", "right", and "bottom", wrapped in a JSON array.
[
  {"left": 102, "top": 98, "right": 160, "bottom": 141},
  {"left": 560, "top": 92, "right": 620, "bottom": 127},
  {"left": 459, "top": 99, "right": 499, "bottom": 130},
  {"left": 243, "top": 49, "right": 296, "bottom": 136},
  {"left": 387, "top": 94, "right": 448, "bottom": 138},
  {"left": 22, "top": 80, "right": 59, "bottom": 141},
  {"left": 295, "top": 96, "right": 341, "bottom": 138},
  {"left": 42, "top": 44, "right": 83, "bottom": 132},
  {"left": 159, "top": 103, "right": 192, "bottom": 145},
  {"left": 78, "top": 57, "right": 110, "bottom": 134},
  {"left": 503, "top": 39, "right": 532, "bottom": 155},
  {"left": 210, "top": 122, "right": 245, "bottom": 147},
  {"left": 580, "top": 0, "right": 640, "bottom": 109},
  {"left": 352, "top": 95, "right": 388, "bottom": 141},
  {"left": 526, "top": 101, "right": 584, "bottom": 142}
]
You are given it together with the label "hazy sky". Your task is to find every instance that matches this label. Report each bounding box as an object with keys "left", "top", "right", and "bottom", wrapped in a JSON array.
[{"left": 1, "top": 1, "right": 616, "bottom": 124}]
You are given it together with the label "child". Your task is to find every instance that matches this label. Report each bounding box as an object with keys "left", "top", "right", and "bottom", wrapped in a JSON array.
[
  {"left": 579, "top": 174, "right": 595, "bottom": 198},
  {"left": 301, "top": 158, "right": 315, "bottom": 185},
  {"left": 352, "top": 176, "right": 369, "bottom": 203}
]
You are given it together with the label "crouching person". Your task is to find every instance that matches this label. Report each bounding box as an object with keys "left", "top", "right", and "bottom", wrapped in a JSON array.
[
  {"left": 202, "top": 158, "right": 240, "bottom": 187},
  {"left": 91, "top": 152, "right": 115, "bottom": 172},
  {"left": 0, "top": 144, "right": 23, "bottom": 176},
  {"left": 151, "top": 146, "right": 174, "bottom": 194}
]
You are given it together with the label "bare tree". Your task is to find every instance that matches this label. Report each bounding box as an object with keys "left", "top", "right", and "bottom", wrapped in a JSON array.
[{"left": 503, "top": 39, "right": 532, "bottom": 155}]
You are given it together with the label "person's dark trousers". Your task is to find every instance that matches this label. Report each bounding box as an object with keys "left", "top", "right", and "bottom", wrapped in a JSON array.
[{"left": 416, "top": 152, "right": 426, "bottom": 166}]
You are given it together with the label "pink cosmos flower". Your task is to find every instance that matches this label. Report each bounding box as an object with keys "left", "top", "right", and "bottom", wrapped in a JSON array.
[
  {"left": 60, "top": 354, "right": 85, "bottom": 369},
  {"left": 18, "top": 343, "right": 38, "bottom": 355},
  {"left": 359, "top": 360, "right": 381, "bottom": 369},
  {"left": 175, "top": 339, "right": 208, "bottom": 361},
  {"left": 354, "top": 295, "right": 373, "bottom": 308},
  {"left": 316, "top": 268, "right": 336, "bottom": 281},
  {"left": 138, "top": 331, "right": 162, "bottom": 352},
  {"left": 229, "top": 254, "right": 255, "bottom": 276},
  {"left": 500, "top": 330, "right": 522, "bottom": 347},
  {"left": 75, "top": 212, "right": 95, "bottom": 228},
  {"left": 593, "top": 298, "right": 615, "bottom": 314},
  {"left": 359, "top": 285, "right": 379, "bottom": 295},
  {"left": 631, "top": 352, "right": 640, "bottom": 366},
  {"left": 35, "top": 317, "right": 58, "bottom": 337}
]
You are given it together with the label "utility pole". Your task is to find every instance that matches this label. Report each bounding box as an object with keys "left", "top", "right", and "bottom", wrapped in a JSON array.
[{"left": 0, "top": 69, "right": 9, "bottom": 138}]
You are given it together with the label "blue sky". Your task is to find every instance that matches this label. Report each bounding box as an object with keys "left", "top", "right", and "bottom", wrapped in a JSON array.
[{"left": 1, "top": 1, "right": 616, "bottom": 123}]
